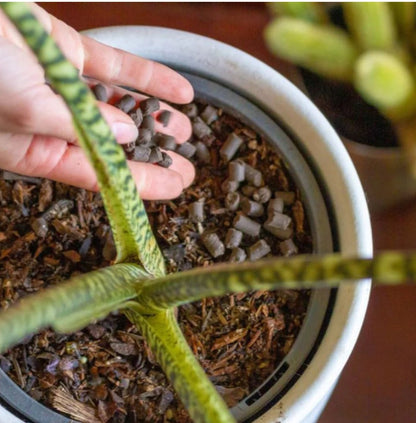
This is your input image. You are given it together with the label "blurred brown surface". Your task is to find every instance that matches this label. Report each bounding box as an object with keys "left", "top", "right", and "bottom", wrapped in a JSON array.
[{"left": 42, "top": 3, "right": 416, "bottom": 422}]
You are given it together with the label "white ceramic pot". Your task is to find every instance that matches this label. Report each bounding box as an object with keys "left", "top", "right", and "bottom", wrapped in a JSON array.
[{"left": 0, "top": 27, "right": 372, "bottom": 423}]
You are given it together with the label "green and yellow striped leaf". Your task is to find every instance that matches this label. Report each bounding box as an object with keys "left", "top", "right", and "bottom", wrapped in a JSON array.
[
  {"left": 0, "top": 263, "right": 146, "bottom": 352},
  {"left": 135, "top": 251, "right": 416, "bottom": 312},
  {"left": 124, "top": 306, "right": 235, "bottom": 423}
]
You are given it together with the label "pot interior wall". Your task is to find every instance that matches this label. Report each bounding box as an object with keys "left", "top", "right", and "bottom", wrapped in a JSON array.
[{"left": 0, "top": 74, "right": 335, "bottom": 423}]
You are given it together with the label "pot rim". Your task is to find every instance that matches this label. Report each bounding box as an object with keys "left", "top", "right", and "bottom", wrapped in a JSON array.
[{"left": 0, "top": 26, "right": 372, "bottom": 423}]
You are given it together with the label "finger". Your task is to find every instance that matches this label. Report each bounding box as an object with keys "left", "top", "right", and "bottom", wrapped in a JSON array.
[
  {"left": 1, "top": 4, "right": 193, "bottom": 105},
  {"left": 0, "top": 37, "right": 138, "bottom": 144},
  {"left": 0, "top": 133, "right": 195, "bottom": 200},
  {"left": 1, "top": 4, "right": 193, "bottom": 104},
  {"left": 81, "top": 35, "right": 194, "bottom": 104},
  {"left": 95, "top": 83, "right": 192, "bottom": 143}
]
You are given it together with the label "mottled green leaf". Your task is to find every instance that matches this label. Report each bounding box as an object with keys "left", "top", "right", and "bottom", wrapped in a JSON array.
[
  {"left": 0, "top": 264, "right": 146, "bottom": 352},
  {"left": 124, "top": 306, "right": 235, "bottom": 423},
  {"left": 135, "top": 251, "right": 416, "bottom": 312},
  {"left": 0, "top": 2, "right": 165, "bottom": 276}
]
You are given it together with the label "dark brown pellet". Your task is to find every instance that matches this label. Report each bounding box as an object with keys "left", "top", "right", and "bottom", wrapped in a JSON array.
[
  {"left": 141, "top": 115, "right": 155, "bottom": 134},
  {"left": 31, "top": 217, "right": 48, "bottom": 238},
  {"left": 253, "top": 186, "right": 272, "bottom": 203},
  {"left": 244, "top": 163, "right": 263, "bottom": 187},
  {"left": 220, "top": 132, "right": 243, "bottom": 162},
  {"left": 92, "top": 84, "right": 108, "bottom": 102},
  {"left": 123, "top": 142, "right": 135, "bottom": 159},
  {"left": 201, "top": 232, "right": 225, "bottom": 258},
  {"left": 221, "top": 179, "right": 239, "bottom": 193},
  {"left": 157, "top": 110, "right": 172, "bottom": 127},
  {"left": 241, "top": 185, "right": 256, "bottom": 197},
  {"left": 136, "top": 128, "right": 152, "bottom": 146},
  {"left": 189, "top": 201, "right": 204, "bottom": 223},
  {"left": 200, "top": 105, "right": 218, "bottom": 125},
  {"left": 224, "top": 192, "right": 241, "bottom": 211},
  {"left": 43, "top": 199, "right": 74, "bottom": 220},
  {"left": 158, "top": 152, "right": 173, "bottom": 168},
  {"left": 248, "top": 239, "right": 271, "bottom": 261},
  {"left": 195, "top": 141, "right": 211, "bottom": 164},
  {"left": 229, "top": 247, "right": 247, "bottom": 263},
  {"left": 267, "top": 198, "right": 284, "bottom": 215},
  {"left": 176, "top": 142, "right": 196, "bottom": 159},
  {"left": 192, "top": 117, "right": 212, "bottom": 139},
  {"left": 233, "top": 213, "right": 261, "bottom": 237},
  {"left": 264, "top": 212, "right": 292, "bottom": 231},
  {"left": 241, "top": 198, "right": 264, "bottom": 217},
  {"left": 115, "top": 95, "right": 136, "bottom": 113},
  {"left": 3, "top": 171, "right": 41, "bottom": 185},
  {"left": 129, "top": 109, "right": 143, "bottom": 127},
  {"left": 123, "top": 142, "right": 135, "bottom": 155},
  {"left": 225, "top": 228, "right": 243, "bottom": 249},
  {"left": 280, "top": 239, "right": 298, "bottom": 256},
  {"left": 275, "top": 191, "right": 296, "bottom": 205},
  {"left": 103, "top": 232, "right": 117, "bottom": 261},
  {"left": 79, "top": 236, "right": 92, "bottom": 258},
  {"left": 228, "top": 160, "right": 245, "bottom": 182},
  {"left": 148, "top": 147, "right": 163, "bottom": 164},
  {"left": 38, "top": 179, "right": 53, "bottom": 212},
  {"left": 153, "top": 133, "right": 177, "bottom": 151},
  {"left": 140, "top": 97, "right": 160, "bottom": 115},
  {"left": 182, "top": 103, "right": 198, "bottom": 118},
  {"left": 133, "top": 146, "right": 151, "bottom": 162}
]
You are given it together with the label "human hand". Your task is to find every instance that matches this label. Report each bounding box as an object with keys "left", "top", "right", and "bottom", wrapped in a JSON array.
[{"left": 0, "top": 3, "right": 195, "bottom": 199}]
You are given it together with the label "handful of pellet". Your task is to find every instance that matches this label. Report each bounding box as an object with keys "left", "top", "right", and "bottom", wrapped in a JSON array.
[{"left": 92, "top": 85, "right": 182, "bottom": 168}]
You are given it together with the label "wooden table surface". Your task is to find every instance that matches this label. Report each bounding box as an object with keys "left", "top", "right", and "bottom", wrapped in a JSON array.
[{"left": 42, "top": 3, "right": 416, "bottom": 422}]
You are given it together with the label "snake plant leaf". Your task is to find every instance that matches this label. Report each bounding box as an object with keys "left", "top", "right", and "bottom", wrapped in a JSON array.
[
  {"left": 0, "top": 263, "right": 146, "bottom": 353},
  {"left": 124, "top": 306, "right": 235, "bottom": 423},
  {"left": 0, "top": 2, "right": 165, "bottom": 276},
  {"left": 135, "top": 251, "right": 416, "bottom": 312}
]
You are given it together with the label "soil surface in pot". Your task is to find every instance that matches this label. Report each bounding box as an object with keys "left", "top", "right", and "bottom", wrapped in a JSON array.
[{"left": 0, "top": 100, "right": 311, "bottom": 423}]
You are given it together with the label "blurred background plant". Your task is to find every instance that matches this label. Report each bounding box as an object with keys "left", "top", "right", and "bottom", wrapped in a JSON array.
[{"left": 264, "top": 2, "right": 416, "bottom": 179}]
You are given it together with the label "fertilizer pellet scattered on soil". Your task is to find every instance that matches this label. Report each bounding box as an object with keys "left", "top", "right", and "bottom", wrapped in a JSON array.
[
  {"left": 253, "top": 186, "right": 272, "bottom": 204},
  {"left": 189, "top": 201, "right": 204, "bottom": 223},
  {"left": 220, "top": 132, "right": 243, "bottom": 162},
  {"left": 176, "top": 142, "right": 196, "bottom": 159},
  {"left": 201, "top": 232, "right": 225, "bottom": 258},
  {"left": 228, "top": 160, "right": 245, "bottom": 182},
  {"left": 225, "top": 228, "right": 243, "bottom": 249}
]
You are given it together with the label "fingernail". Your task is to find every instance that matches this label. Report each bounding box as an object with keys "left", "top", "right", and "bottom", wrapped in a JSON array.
[{"left": 111, "top": 122, "right": 138, "bottom": 143}]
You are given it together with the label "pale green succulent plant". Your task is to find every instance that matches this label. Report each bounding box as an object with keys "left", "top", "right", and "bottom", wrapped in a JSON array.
[
  {"left": 265, "top": 2, "right": 416, "bottom": 176},
  {"left": 1, "top": 3, "right": 416, "bottom": 423}
]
